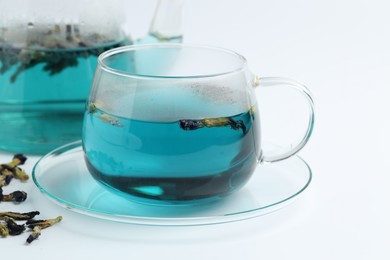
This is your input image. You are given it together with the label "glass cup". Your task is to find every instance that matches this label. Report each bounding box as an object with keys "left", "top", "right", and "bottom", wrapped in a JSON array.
[{"left": 82, "top": 44, "right": 315, "bottom": 205}]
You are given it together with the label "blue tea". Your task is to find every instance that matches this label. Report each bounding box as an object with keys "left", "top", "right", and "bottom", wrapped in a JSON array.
[
  {"left": 83, "top": 102, "right": 261, "bottom": 204},
  {"left": 0, "top": 40, "right": 127, "bottom": 154}
]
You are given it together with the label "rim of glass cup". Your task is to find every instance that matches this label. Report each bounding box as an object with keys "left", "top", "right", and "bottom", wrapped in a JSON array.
[{"left": 97, "top": 43, "right": 248, "bottom": 79}]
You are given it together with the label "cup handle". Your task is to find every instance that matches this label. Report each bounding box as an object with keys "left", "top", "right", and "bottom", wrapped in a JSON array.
[{"left": 254, "top": 76, "right": 315, "bottom": 163}]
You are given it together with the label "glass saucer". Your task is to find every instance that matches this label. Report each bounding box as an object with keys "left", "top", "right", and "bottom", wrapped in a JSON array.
[{"left": 32, "top": 141, "right": 312, "bottom": 226}]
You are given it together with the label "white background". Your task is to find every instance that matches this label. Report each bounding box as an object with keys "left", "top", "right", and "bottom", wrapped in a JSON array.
[{"left": 1, "top": 0, "right": 389, "bottom": 259}]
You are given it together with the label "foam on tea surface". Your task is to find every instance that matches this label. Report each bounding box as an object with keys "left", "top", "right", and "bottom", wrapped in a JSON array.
[{"left": 93, "top": 79, "right": 251, "bottom": 122}]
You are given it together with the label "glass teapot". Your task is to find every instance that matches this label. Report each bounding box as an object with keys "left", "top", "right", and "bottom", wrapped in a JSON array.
[{"left": 0, "top": 0, "right": 184, "bottom": 154}]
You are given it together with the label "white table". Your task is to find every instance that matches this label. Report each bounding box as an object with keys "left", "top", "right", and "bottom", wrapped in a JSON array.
[{"left": 1, "top": 0, "right": 388, "bottom": 259}]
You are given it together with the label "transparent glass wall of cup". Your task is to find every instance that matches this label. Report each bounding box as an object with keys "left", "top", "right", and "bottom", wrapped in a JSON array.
[
  {"left": 82, "top": 44, "right": 314, "bottom": 205},
  {"left": 0, "top": 0, "right": 130, "bottom": 154}
]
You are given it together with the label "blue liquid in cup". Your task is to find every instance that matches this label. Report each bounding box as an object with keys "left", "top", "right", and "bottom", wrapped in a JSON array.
[{"left": 83, "top": 103, "right": 261, "bottom": 204}]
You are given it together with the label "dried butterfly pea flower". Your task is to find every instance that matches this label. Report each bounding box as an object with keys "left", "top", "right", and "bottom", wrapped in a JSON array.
[
  {"left": 0, "top": 211, "right": 40, "bottom": 221},
  {"left": 26, "top": 216, "right": 63, "bottom": 230},
  {"left": 0, "top": 188, "right": 27, "bottom": 202},
  {"left": 179, "top": 117, "right": 246, "bottom": 134},
  {"left": 26, "top": 226, "right": 41, "bottom": 244},
  {"left": 3, "top": 217, "right": 26, "bottom": 236}
]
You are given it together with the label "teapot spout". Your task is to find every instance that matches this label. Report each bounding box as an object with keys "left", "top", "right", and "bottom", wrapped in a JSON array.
[{"left": 139, "top": 0, "right": 184, "bottom": 44}]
